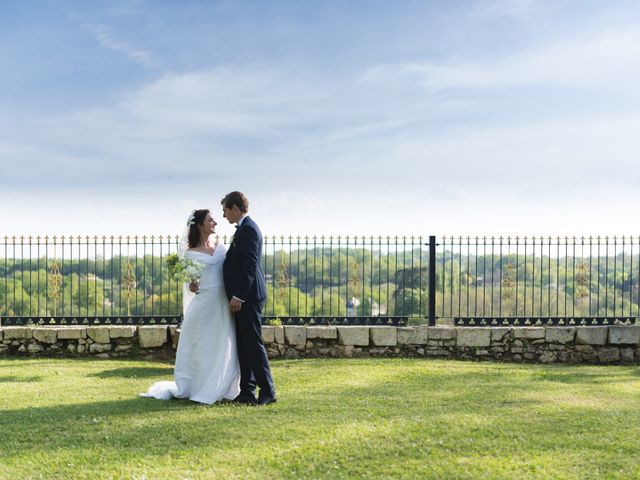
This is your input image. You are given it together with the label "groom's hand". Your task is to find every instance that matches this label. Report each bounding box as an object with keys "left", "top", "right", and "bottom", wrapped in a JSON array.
[{"left": 229, "top": 297, "right": 243, "bottom": 313}]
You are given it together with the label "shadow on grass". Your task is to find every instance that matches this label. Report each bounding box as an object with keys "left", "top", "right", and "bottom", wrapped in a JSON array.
[
  {"left": 528, "top": 365, "right": 640, "bottom": 384},
  {"left": 1, "top": 358, "right": 639, "bottom": 480},
  {"left": 87, "top": 367, "right": 174, "bottom": 379},
  {"left": 0, "top": 375, "right": 42, "bottom": 383}
]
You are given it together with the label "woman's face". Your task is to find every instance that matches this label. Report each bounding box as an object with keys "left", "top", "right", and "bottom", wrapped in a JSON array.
[{"left": 199, "top": 213, "right": 217, "bottom": 236}]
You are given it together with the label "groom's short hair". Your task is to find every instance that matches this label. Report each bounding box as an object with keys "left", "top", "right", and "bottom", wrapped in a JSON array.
[{"left": 221, "top": 191, "right": 249, "bottom": 213}]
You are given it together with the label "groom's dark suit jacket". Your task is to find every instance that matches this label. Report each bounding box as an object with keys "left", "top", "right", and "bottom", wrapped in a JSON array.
[{"left": 223, "top": 216, "right": 267, "bottom": 303}]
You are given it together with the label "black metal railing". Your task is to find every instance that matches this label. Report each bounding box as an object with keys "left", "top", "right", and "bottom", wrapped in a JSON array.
[
  {"left": 0, "top": 235, "right": 427, "bottom": 326},
  {"left": 441, "top": 236, "right": 638, "bottom": 326},
  {"left": 0, "top": 235, "right": 182, "bottom": 326},
  {"left": 1, "top": 235, "right": 637, "bottom": 327},
  {"left": 262, "top": 235, "right": 426, "bottom": 325}
]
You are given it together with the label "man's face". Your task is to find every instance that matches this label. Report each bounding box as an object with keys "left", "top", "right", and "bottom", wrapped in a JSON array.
[{"left": 222, "top": 205, "right": 241, "bottom": 224}]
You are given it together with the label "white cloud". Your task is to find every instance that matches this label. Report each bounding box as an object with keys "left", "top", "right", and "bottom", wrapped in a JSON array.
[
  {"left": 3, "top": 16, "right": 640, "bottom": 238},
  {"left": 66, "top": 11, "right": 159, "bottom": 68},
  {"left": 362, "top": 27, "right": 640, "bottom": 93}
]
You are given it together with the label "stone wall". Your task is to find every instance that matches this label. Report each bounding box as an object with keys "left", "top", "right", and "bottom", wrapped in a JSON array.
[{"left": 1, "top": 325, "right": 640, "bottom": 364}]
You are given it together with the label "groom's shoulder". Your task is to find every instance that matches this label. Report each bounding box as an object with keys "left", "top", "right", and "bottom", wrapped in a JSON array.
[
  {"left": 242, "top": 217, "right": 263, "bottom": 239},
  {"left": 244, "top": 216, "right": 261, "bottom": 230}
]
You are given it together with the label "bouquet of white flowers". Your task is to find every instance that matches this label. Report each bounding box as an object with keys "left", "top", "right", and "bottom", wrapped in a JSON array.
[{"left": 166, "top": 253, "right": 206, "bottom": 293}]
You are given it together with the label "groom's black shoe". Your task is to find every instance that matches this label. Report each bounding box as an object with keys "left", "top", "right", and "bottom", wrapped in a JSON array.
[
  {"left": 232, "top": 393, "right": 257, "bottom": 405},
  {"left": 257, "top": 395, "right": 277, "bottom": 406}
]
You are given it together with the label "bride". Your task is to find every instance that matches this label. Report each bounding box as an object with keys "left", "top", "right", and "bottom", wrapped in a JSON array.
[{"left": 140, "top": 209, "right": 240, "bottom": 404}]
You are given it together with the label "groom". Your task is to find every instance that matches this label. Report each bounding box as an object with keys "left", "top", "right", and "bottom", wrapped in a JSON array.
[{"left": 221, "top": 191, "right": 276, "bottom": 406}]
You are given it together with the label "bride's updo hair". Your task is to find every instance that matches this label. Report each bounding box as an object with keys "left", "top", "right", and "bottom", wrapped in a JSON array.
[{"left": 187, "top": 209, "right": 210, "bottom": 248}]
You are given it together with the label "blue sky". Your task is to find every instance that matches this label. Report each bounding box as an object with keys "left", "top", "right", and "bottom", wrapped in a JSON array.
[{"left": 2, "top": 0, "right": 640, "bottom": 237}]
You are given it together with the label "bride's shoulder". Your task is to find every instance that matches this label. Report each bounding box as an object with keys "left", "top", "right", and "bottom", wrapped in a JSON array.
[{"left": 184, "top": 248, "right": 206, "bottom": 257}]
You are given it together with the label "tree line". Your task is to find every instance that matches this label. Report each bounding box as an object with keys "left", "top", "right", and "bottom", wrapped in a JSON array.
[{"left": 1, "top": 249, "right": 638, "bottom": 319}]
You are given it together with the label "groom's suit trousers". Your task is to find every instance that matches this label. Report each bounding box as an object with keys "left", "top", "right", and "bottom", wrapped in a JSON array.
[{"left": 234, "top": 300, "right": 275, "bottom": 397}]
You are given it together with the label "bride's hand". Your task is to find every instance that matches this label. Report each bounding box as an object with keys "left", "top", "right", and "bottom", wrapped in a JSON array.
[{"left": 188, "top": 281, "right": 199, "bottom": 293}]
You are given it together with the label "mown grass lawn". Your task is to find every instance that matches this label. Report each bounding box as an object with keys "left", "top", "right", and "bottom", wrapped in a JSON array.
[{"left": 1, "top": 357, "right": 639, "bottom": 479}]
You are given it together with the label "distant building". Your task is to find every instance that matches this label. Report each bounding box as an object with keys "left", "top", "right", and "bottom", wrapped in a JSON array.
[
  {"left": 371, "top": 301, "right": 387, "bottom": 316},
  {"left": 346, "top": 297, "right": 360, "bottom": 316}
]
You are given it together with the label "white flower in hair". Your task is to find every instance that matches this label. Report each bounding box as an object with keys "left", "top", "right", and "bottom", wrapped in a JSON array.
[{"left": 187, "top": 210, "right": 196, "bottom": 226}]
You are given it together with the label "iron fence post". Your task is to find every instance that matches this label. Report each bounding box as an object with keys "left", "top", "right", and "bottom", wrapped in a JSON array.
[{"left": 429, "top": 235, "right": 436, "bottom": 326}]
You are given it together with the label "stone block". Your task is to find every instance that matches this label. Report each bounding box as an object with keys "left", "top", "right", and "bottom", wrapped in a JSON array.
[
  {"left": 575, "top": 344, "right": 594, "bottom": 354},
  {"left": 262, "top": 326, "right": 275, "bottom": 343},
  {"left": 427, "top": 327, "right": 455, "bottom": 340},
  {"left": 0, "top": 329, "right": 3, "bottom": 341},
  {"left": 284, "top": 326, "right": 307, "bottom": 346},
  {"left": 413, "top": 326, "right": 429, "bottom": 344},
  {"left": 27, "top": 343, "right": 44, "bottom": 353},
  {"left": 56, "top": 328, "right": 86, "bottom": 340},
  {"left": 621, "top": 348, "right": 635, "bottom": 363},
  {"left": 337, "top": 326, "right": 370, "bottom": 346},
  {"left": 539, "top": 351, "right": 556, "bottom": 363},
  {"left": 274, "top": 326, "right": 285, "bottom": 344},
  {"left": 608, "top": 326, "right": 640, "bottom": 345},
  {"left": 490, "top": 328, "right": 511, "bottom": 343},
  {"left": 425, "top": 348, "right": 450, "bottom": 357},
  {"left": 89, "top": 343, "right": 113, "bottom": 353},
  {"left": 138, "top": 326, "right": 168, "bottom": 348},
  {"left": 109, "top": 326, "right": 136, "bottom": 338},
  {"left": 169, "top": 326, "right": 180, "bottom": 348},
  {"left": 598, "top": 347, "right": 620, "bottom": 363},
  {"left": 306, "top": 326, "right": 338, "bottom": 340},
  {"left": 32, "top": 328, "right": 58, "bottom": 344},
  {"left": 87, "top": 327, "right": 110, "bottom": 344},
  {"left": 370, "top": 327, "right": 398, "bottom": 347},
  {"left": 2, "top": 327, "right": 32, "bottom": 340},
  {"left": 397, "top": 327, "right": 416, "bottom": 345},
  {"left": 545, "top": 327, "right": 575, "bottom": 344},
  {"left": 576, "top": 327, "right": 608, "bottom": 345},
  {"left": 456, "top": 328, "right": 491, "bottom": 347},
  {"left": 513, "top": 328, "right": 545, "bottom": 340}
]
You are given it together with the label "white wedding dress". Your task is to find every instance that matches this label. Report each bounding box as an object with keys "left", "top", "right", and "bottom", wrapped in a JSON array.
[{"left": 140, "top": 245, "right": 240, "bottom": 404}]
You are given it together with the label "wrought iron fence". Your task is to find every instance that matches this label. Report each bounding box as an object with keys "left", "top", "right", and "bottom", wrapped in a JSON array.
[
  {"left": 0, "top": 235, "right": 428, "bottom": 326},
  {"left": 1, "top": 235, "right": 637, "bottom": 327},
  {"left": 443, "top": 236, "right": 638, "bottom": 327},
  {"left": 0, "top": 235, "right": 181, "bottom": 326},
  {"left": 262, "top": 235, "right": 427, "bottom": 325}
]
